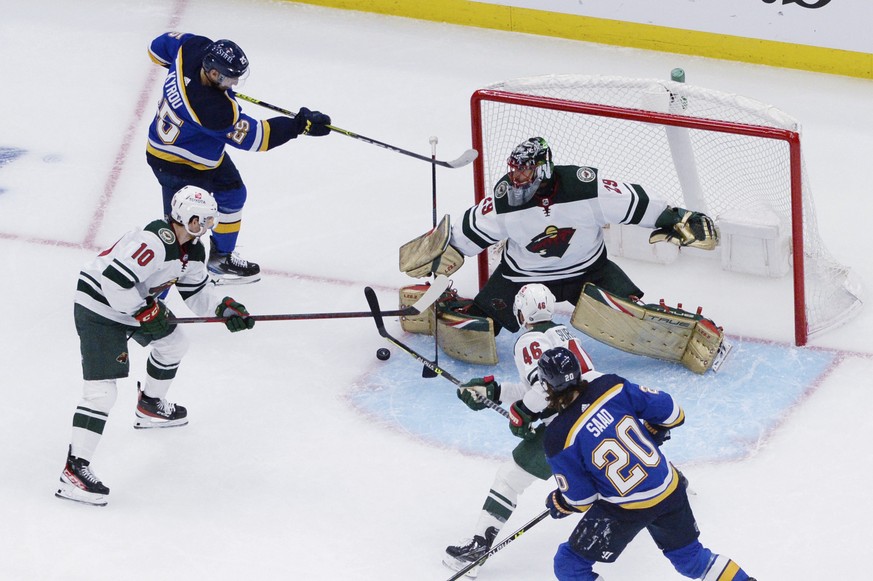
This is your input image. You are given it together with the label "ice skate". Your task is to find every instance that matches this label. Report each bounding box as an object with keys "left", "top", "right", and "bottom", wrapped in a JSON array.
[
  {"left": 134, "top": 384, "right": 188, "bottom": 429},
  {"left": 442, "top": 526, "right": 498, "bottom": 578},
  {"left": 208, "top": 251, "right": 261, "bottom": 285},
  {"left": 55, "top": 448, "right": 109, "bottom": 507}
]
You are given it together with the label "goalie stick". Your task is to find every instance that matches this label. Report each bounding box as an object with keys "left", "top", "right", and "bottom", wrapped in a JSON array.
[
  {"left": 423, "top": 135, "right": 440, "bottom": 379},
  {"left": 235, "top": 92, "right": 478, "bottom": 169},
  {"left": 445, "top": 509, "right": 551, "bottom": 581},
  {"left": 363, "top": 285, "right": 509, "bottom": 419},
  {"left": 168, "top": 275, "right": 450, "bottom": 325}
]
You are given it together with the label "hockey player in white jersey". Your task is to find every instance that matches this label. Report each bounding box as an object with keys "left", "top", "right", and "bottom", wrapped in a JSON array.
[
  {"left": 56, "top": 186, "right": 255, "bottom": 507},
  {"left": 442, "top": 284, "right": 595, "bottom": 577}
]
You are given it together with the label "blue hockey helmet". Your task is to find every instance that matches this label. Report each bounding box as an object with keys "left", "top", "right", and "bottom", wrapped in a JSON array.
[
  {"left": 202, "top": 39, "right": 249, "bottom": 79},
  {"left": 537, "top": 346, "right": 581, "bottom": 393}
]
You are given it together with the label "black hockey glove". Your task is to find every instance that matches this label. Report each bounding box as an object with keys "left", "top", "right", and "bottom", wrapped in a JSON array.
[
  {"left": 642, "top": 420, "right": 672, "bottom": 446},
  {"left": 509, "top": 401, "right": 539, "bottom": 441},
  {"left": 216, "top": 297, "right": 255, "bottom": 332},
  {"left": 457, "top": 375, "right": 501, "bottom": 411},
  {"left": 133, "top": 296, "right": 170, "bottom": 336},
  {"left": 546, "top": 489, "right": 579, "bottom": 519},
  {"left": 295, "top": 107, "right": 332, "bottom": 137},
  {"left": 650, "top": 207, "right": 718, "bottom": 250}
]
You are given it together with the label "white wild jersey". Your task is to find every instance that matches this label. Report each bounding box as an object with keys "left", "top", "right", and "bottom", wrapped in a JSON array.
[
  {"left": 450, "top": 165, "right": 669, "bottom": 281},
  {"left": 75, "top": 220, "right": 223, "bottom": 325},
  {"left": 499, "top": 321, "right": 595, "bottom": 416}
]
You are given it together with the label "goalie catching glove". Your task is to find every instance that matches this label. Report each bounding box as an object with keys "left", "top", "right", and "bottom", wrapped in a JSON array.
[
  {"left": 457, "top": 375, "right": 501, "bottom": 411},
  {"left": 650, "top": 207, "right": 719, "bottom": 250},
  {"left": 399, "top": 214, "right": 464, "bottom": 278}
]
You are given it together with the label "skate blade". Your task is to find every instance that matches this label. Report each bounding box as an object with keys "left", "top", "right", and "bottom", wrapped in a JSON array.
[
  {"left": 134, "top": 414, "right": 189, "bottom": 429},
  {"left": 55, "top": 481, "right": 108, "bottom": 507},
  {"left": 209, "top": 273, "right": 261, "bottom": 286},
  {"left": 442, "top": 557, "right": 481, "bottom": 578},
  {"left": 711, "top": 339, "right": 734, "bottom": 373}
]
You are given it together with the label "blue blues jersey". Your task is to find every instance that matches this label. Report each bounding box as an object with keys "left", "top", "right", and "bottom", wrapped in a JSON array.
[
  {"left": 146, "top": 32, "right": 299, "bottom": 170},
  {"left": 544, "top": 371, "right": 685, "bottom": 512}
]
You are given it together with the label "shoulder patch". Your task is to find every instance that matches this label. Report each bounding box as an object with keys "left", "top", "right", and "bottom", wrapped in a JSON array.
[
  {"left": 576, "top": 167, "right": 596, "bottom": 183},
  {"left": 158, "top": 228, "right": 176, "bottom": 245},
  {"left": 143, "top": 220, "right": 180, "bottom": 260},
  {"left": 494, "top": 181, "right": 508, "bottom": 199}
]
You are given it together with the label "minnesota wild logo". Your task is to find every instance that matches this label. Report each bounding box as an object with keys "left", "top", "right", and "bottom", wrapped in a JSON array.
[{"left": 526, "top": 225, "right": 576, "bottom": 258}]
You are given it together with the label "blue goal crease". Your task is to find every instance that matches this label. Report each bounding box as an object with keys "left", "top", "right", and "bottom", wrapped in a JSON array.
[{"left": 347, "top": 317, "right": 840, "bottom": 465}]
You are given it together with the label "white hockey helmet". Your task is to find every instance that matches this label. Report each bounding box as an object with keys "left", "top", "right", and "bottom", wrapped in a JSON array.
[
  {"left": 514, "top": 283, "right": 556, "bottom": 326},
  {"left": 169, "top": 186, "right": 218, "bottom": 237}
]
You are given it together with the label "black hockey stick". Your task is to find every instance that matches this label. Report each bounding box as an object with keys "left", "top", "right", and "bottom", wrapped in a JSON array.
[
  {"left": 169, "top": 275, "right": 450, "bottom": 325},
  {"left": 422, "top": 135, "right": 440, "bottom": 379},
  {"left": 445, "top": 509, "right": 551, "bottom": 581},
  {"left": 363, "top": 286, "right": 509, "bottom": 418},
  {"left": 235, "top": 92, "right": 478, "bottom": 169}
]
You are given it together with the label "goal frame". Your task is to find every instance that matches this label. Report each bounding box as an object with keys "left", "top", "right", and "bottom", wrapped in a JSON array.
[{"left": 470, "top": 88, "right": 809, "bottom": 346}]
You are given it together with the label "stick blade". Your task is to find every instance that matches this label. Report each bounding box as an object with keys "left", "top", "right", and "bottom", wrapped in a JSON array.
[
  {"left": 445, "top": 149, "right": 479, "bottom": 168},
  {"left": 363, "top": 287, "right": 388, "bottom": 336},
  {"left": 408, "top": 275, "right": 451, "bottom": 314}
]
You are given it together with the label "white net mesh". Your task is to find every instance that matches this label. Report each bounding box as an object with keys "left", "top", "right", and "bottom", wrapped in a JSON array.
[{"left": 472, "top": 75, "right": 862, "bottom": 343}]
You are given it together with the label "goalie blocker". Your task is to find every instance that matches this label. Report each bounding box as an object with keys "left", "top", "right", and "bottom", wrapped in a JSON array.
[{"left": 398, "top": 214, "right": 464, "bottom": 279}]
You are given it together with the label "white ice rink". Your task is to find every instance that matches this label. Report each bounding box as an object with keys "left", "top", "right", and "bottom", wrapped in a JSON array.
[{"left": 2, "top": 1, "right": 872, "bottom": 579}]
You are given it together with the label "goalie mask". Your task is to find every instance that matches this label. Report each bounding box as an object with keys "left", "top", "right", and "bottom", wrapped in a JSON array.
[
  {"left": 505, "top": 137, "right": 553, "bottom": 206},
  {"left": 514, "top": 283, "right": 556, "bottom": 326},
  {"left": 537, "top": 346, "right": 581, "bottom": 394},
  {"left": 170, "top": 186, "right": 218, "bottom": 238}
]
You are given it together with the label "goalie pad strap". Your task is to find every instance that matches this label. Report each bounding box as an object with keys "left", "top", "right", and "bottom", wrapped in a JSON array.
[{"left": 570, "top": 283, "right": 724, "bottom": 373}]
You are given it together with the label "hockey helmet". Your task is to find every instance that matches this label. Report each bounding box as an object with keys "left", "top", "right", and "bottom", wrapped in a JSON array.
[
  {"left": 202, "top": 39, "right": 249, "bottom": 86},
  {"left": 505, "top": 137, "right": 553, "bottom": 206},
  {"left": 170, "top": 186, "right": 218, "bottom": 237},
  {"left": 537, "top": 346, "right": 581, "bottom": 393},
  {"left": 514, "top": 283, "right": 556, "bottom": 326}
]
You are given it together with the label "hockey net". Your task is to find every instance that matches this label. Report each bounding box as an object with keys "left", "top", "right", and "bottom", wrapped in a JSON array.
[{"left": 470, "top": 75, "right": 862, "bottom": 346}]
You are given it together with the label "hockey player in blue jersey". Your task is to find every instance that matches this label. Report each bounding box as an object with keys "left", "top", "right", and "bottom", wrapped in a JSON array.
[
  {"left": 538, "top": 347, "right": 756, "bottom": 581},
  {"left": 146, "top": 32, "right": 331, "bottom": 284}
]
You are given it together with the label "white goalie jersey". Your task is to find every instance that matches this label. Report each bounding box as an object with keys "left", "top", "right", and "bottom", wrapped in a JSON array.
[
  {"left": 499, "top": 322, "right": 595, "bottom": 416},
  {"left": 450, "top": 165, "right": 669, "bottom": 281}
]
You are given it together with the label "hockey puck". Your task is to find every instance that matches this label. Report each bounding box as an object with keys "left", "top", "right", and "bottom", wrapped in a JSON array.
[{"left": 376, "top": 348, "right": 391, "bottom": 361}]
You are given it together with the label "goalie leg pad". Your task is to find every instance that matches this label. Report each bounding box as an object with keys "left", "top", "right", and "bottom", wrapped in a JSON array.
[
  {"left": 437, "top": 302, "right": 499, "bottom": 365},
  {"left": 399, "top": 285, "right": 499, "bottom": 364},
  {"left": 399, "top": 283, "right": 437, "bottom": 334},
  {"left": 570, "top": 283, "right": 724, "bottom": 373}
]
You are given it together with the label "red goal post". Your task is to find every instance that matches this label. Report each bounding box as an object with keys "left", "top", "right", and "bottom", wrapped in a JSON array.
[{"left": 470, "top": 75, "right": 862, "bottom": 346}]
